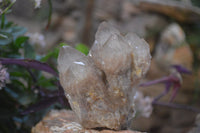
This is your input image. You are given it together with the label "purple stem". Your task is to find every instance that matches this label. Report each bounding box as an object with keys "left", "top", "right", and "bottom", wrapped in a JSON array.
[
  {"left": 140, "top": 76, "right": 171, "bottom": 87},
  {"left": 169, "top": 84, "right": 180, "bottom": 102},
  {"left": 171, "top": 65, "right": 192, "bottom": 74},
  {"left": 21, "top": 90, "right": 70, "bottom": 115},
  {"left": 153, "top": 82, "right": 172, "bottom": 102},
  {"left": 21, "top": 96, "right": 60, "bottom": 115},
  {"left": 0, "top": 58, "right": 71, "bottom": 114},
  {"left": 26, "top": 69, "right": 70, "bottom": 108},
  {"left": 26, "top": 69, "right": 46, "bottom": 97},
  {"left": 0, "top": 58, "right": 58, "bottom": 77}
]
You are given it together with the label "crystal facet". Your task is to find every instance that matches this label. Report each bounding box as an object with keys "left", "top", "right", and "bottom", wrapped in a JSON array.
[{"left": 58, "top": 22, "right": 151, "bottom": 130}]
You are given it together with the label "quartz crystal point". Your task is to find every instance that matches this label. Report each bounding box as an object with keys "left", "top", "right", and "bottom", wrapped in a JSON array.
[{"left": 58, "top": 22, "right": 151, "bottom": 130}]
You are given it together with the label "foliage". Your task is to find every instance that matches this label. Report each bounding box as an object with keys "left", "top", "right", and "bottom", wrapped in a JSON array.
[
  {"left": 75, "top": 43, "right": 89, "bottom": 55},
  {"left": 191, "top": 0, "right": 200, "bottom": 7},
  {"left": 0, "top": 16, "right": 71, "bottom": 132},
  {"left": 0, "top": 12, "right": 90, "bottom": 132},
  {"left": 0, "top": 0, "right": 16, "bottom": 15}
]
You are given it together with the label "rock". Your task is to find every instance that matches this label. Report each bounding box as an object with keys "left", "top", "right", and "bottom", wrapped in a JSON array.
[
  {"left": 11, "top": 0, "right": 35, "bottom": 19},
  {"left": 57, "top": 22, "right": 151, "bottom": 130},
  {"left": 31, "top": 110, "right": 145, "bottom": 133},
  {"left": 160, "top": 23, "right": 185, "bottom": 45},
  {"left": 121, "top": 0, "right": 141, "bottom": 21},
  {"left": 134, "top": 0, "right": 200, "bottom": 23},
  {"left": 154, "top": 23, "right": 193, "bottom": 71},
  {"left": 160, "top": 126, "right": 187, "bottom": 133},
  {"left": 94, "top": 0, "right": 122, "bottom": 20},
  {"left": 119, "top": 13, "right": 168, "bottom": 53},
  {"left": 121, "top": 14, "right": 168, "bottom": 38},
  {"left": 149, "top": 23, "right": 194, "bottom": 93},
  {"left": 188, "top": 114, "right": 200, "bottom": 133}
]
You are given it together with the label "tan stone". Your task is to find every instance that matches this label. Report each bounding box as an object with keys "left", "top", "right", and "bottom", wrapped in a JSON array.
[{"left": 31, "top": 110, "right": 144, "bottom": 133}]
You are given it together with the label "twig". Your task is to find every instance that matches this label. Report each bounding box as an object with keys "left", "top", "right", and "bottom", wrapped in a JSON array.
[{"left": 46, "top": 0, "right": 52, "bottom": 30}]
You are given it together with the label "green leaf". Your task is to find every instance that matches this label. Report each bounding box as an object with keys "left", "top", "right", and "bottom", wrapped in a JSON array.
[
  {"left": 10, "top": 79, "right": 26, "bottom": 89},
  {"left": 0, "top": 32, "right": 12, "bottom": 45},
  {"left": 24, "top": 43, "right": 35, "bottom": 59},
  {"left": 37, "top": 76, "right": 56, "bottom": 90},
  {"left": 40, "top": 42, "right": 68, "bottom": 61},
  {"left": 59, "top": 42, "right": 68, "bottom": 47},
  {"left": 10, "top": 71, "right": 29, "bottom": 78},
  {"left": 4, "top": 87, "right": 19, "bottom": 99},
  {"left": 11, "top": 26, "right": 27, "bottom": 39},
  {"left": 5, "top": 21, "right": 14, "bottom": 28},
  {"left": 40, "top": 47, "right": 59, "bottom": 62},
  {"left": 18, "top": 92, "right": 37, "bottom": 106},
  {"left": 1, "top": 14, "right": 5, "bottom": 29},
  {"left": 75, "top": 43, "right": 89, "bottom": 55},
  {"left": 15, "top": 36, "right": 29, "bottom": 48}
]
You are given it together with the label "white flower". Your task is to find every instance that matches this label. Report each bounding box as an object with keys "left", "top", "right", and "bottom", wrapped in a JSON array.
[
  {"left": 34, "top": 0, "right": 42, "bottom": 8},
  {"left": 26, "top": 32, "right": 46, "bottom": 48},
  {"left": 0, "top": 64, "right": 9, "bottom": 90},
  {"left": 134, "top": 91, "right": 153, "bottom": 118}
]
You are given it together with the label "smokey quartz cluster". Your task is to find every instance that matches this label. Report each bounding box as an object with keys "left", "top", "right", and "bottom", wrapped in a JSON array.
[{"left": 57, "top": 22, "right": 151, "bottom": 130}]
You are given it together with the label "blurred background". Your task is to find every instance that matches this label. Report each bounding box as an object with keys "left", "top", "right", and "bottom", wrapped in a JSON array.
[{"left": 0, "top": 0, "right": 200, "bottom": 132}]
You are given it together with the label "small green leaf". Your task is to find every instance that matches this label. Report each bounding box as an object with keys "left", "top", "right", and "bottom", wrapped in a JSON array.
[
  {"left": 10, "top": 79, "right": 26, "bottom": 89},
  {"left": 0, "top": 32, "right": 13, "bottom": 45},
  {"left": 75, "top": 43, "right": 89, "bottom": 55},
  {"left": 18, "top": 92, "right": 37, "bottom": 106},
  {"left": 40, "top": 48, "right": 59, "bottom": 62},
  {"left": 10, "top": 26, "right": 27, "bottom": 39},
  {"left": 59, "top": 42, "right": 68, "bottom": 47},
  {"left": 5, "top": 21, "right": 14, "bottom": 28},
  {"left": 24, "top": 43, "right": 35, "bottom": 59},
  {"left": 15, "top": 36, "right": 29, "bottom": 48},
  {"left": 37, "top": 77, "right": 56, "bottom": 89},
  {"left": 1, "top": 14, "right": 5, "bottom": 29},
  {"left": 4, "top": 87, "right": 19, "bottom": 99}
]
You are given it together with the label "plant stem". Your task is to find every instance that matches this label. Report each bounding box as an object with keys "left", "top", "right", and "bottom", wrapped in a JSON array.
[
  {"left": 0, "top": 58, "right": 58, "bottom": 76},
  {"left": 46, "top": 0, "right": 52, "bottom": 29},
  {"left": 0, "top": 0, "right": 16, "bottom": 15},
  {"left": 1, "top": 14, "right": 5, "bottom": 29}
]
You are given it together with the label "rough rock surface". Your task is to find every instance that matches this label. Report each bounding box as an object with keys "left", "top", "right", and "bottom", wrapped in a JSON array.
[
  {"left": 57, "top": 22, "right": 151, "bottom": 130},
  {"left": 135, "top": 0, "right": 200, "bottom": 23},
  {"left": 31, "top": 110, "right": 145, "bottom": 133}
]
